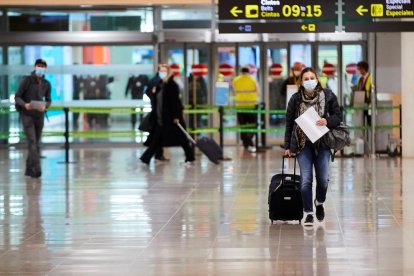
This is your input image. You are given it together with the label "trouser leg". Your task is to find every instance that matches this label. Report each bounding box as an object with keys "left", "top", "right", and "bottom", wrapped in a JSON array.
[
  {"left": 237, "top": 113, "right": 252, "bottom": 148},
  {"left": 314, "top": 148, "right": 330, "bottom": 204},
  {"left": 154, "top": 148, "right": 164, "bottom": 159},
  {"left": 21, "top": 114, "right": 43, "bottom": 174},
  {"left": 179, "top": 131, "right": 195, "bottom": 162},
  {"left": 140, "top": 126, "right": 163, "bottom": 163},
  {"left": 297, "top": 141, "right": 314, "bottom": 213}
]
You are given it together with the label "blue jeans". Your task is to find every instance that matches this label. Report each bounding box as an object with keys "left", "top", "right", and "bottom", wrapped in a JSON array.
[{"left": 297, "top": 141, "right": 331, "bottom": 213}]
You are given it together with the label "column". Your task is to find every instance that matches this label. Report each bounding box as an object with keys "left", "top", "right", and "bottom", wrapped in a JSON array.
[{"left": 401, "top": 33, "right": 414, "bottom": 157}]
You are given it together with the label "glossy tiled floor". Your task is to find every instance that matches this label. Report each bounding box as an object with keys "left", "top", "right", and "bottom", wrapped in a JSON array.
[{"left": 0, "top": 145, "right": 413, "bottom": 275}]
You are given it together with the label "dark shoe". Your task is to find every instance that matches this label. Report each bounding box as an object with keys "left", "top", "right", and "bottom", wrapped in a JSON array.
[
  {"left": 139, "top": 157, "right": 150, "bottom": 165},
  {"left": 155, "top": 156, "right": 169, "bottom": 162},
  {"left": 303, "top": 214, "right": 314, "bottom": 227},
  {"left": 25, "top": 168, "right": 41, "bottom": 178},
  {"left": 315, "top": 200, "right": 325, "bottom": 221}
]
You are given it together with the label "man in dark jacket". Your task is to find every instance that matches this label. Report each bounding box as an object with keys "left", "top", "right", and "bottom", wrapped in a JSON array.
[
  {"left": 15, "top": 59, "right": 52, "bottom": 178},
  {"left": 140, "top": 65, "right": 195, "bottom": 165}
]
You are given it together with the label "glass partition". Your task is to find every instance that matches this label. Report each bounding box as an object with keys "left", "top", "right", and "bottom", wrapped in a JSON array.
[
  {"left": 186, "top": 46, "right": 209, "bottom": 129},
  {"left": 267, "top": 46, "right": 288, "bottom": 143},
  {"left": 342, "top": 44, "right": 363, "bottom": 105},
  {"left": 1, "top": 45, "right": 154, "bottom": 143},
  {"left": 290, "top": 43, "right": 312, "bottom": 68},
  {"left": 317, "top": 44, "right": 339, "bottom": 95}
]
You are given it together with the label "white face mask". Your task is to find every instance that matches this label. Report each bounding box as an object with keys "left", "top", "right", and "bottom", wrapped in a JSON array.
[
  {"left": 159, "top": 72, "right": 167, "bottom": 79},
  {"left": 303, "top": 79, "right": 318, "bottom": 91},
  {"left": 35, "top": 67, "right": 46, "bottom": 77}
]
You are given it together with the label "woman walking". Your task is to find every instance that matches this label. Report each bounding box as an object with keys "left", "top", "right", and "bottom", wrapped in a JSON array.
[{"left": 284, "top": 67, "right": 341, "bottom": 226}]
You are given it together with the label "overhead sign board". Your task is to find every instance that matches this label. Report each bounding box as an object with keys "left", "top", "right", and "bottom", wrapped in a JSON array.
[
  {"left": 345, "top": 0, "right": 414, "bottom": 19},
  {"left": 346, "top": 21, "right": 414, "bottom": 32},
  {"left": 218, "top": 22, "right": 335, "bottom": 33},
  {"left": 219, "top": 0, "right": 336, "bottom": 20}
]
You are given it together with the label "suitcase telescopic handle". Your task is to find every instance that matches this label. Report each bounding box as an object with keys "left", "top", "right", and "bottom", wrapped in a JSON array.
[
  {"left": 177, "top": 123, "right": 196, "bottom": 144},
  {"left": 282, "top": 155, "right": 297, "bottom": 177}
]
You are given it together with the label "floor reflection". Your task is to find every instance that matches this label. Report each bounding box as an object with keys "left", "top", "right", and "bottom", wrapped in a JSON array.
[{"left": 0, "top": 146, "right": 412, "bottom": 275}]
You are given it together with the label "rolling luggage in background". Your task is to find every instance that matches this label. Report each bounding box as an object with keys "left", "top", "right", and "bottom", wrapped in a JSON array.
[
  {"left": 268, "top": 156, "right": 303, "bottom": 224},
  {"left": 177, "top": 123, "right": 222, "bottom": 164}
]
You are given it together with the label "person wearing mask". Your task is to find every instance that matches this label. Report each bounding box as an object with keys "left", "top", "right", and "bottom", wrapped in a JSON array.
[
  {"left": 284, "top": 67, "right": 341, "bottom": 226},
  {"left": 281, "top": 61, "right": 303, "bottom": 99},
  {"left": 142, "top": 66, "right": 169, "bottom": 162},
  {"left": 232, "top": 66, "right": 260, "bottom": 153},
  {"left": 15, "top": 59, "right": 52, "bottom": 178},
  {"left": 355, "top": 61, "right": 373, "bottom": 126},
  {"left": 140, "top": 64, "right": 195, "bottom": 166}
]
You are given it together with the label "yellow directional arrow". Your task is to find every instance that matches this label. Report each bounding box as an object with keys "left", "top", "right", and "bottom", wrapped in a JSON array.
[
  {"left": 301, "top": 25, "right": 308, "bottom": 31},
  {"left": 230, "top": 6, "right": 243, "bottom": 17},
  {"left": 356, "top": 5, "right": 368, "bottom": 16}
]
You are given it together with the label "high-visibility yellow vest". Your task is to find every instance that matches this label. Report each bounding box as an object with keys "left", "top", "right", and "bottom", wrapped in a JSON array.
[
  {"left": 232, "top": 74, "right": 258, "bottom": 107},
  {"left": 357, "top": 73, "right": 372, "bottom": 104}
]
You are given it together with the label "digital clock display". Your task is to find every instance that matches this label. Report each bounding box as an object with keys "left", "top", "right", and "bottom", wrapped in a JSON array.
[{"left": 219, "top": 0, "right": 336, "bottom": 20}]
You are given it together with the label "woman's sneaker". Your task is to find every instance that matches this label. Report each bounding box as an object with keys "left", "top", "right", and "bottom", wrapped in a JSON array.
[
  {"left": 314, "top": 200, "right": 325, "bottom": 221},
  {"left": 303, "top": 214, "right": 314, "bottom": 226}
]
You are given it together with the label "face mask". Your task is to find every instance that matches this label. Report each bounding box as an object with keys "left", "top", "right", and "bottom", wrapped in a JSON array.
[
  {"left": 293, "top": 70, "right": 301, "bottom": 77},
  {"left": 35, "top": 67, "right": 46, "bottom": 77},
  {"left": 159, "top": 72, "right": 167, "bottom": 79},
  {"left": 303, "top": 79, "right": 318, "bottom": 91}
]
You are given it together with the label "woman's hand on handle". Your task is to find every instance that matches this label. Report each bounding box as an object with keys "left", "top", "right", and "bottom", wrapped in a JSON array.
[{"left": 284, "top": 149, "right": 291, "bottom": 158}]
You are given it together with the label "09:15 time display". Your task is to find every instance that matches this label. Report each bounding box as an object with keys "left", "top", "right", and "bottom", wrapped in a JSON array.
[{"left": 282, "top": 5, "right": 322, "bottom": 18}]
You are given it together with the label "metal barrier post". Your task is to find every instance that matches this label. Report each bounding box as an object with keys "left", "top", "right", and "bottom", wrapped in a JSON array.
[
  {"left": 64, "top": 107, "right": 70, "bottom": 163},
  {"left": 260, "top": 102, "right": 267, "bottom": 148},
  {"left": 219, "top": 106, "right": 224, "bottom": 149},
  {"left": 58, "top": 107, "right": 76, "bottom": 164},
  {"left": 255, "top": 104, "right": 259, "bottom": 151}
]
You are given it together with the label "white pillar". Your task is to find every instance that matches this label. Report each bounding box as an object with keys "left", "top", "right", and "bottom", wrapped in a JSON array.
[{"left": 401, "top": 33, "right": 414, "bottom": 157}]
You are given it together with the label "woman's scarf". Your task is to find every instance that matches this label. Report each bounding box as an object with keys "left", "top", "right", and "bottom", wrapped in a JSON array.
[{"left": 295, "top": 86, "right": 325, "bottom": 151}]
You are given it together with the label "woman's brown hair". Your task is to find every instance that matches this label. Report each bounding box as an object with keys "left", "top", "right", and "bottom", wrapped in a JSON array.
[{"left": 299, "top": 67, "right": 323, "bottom": 91}]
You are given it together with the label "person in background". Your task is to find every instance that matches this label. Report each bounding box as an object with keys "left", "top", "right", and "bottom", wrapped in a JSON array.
[
  {"left": 142, "top": 65, "right": 169, "bottom": 162},
  {"left": 284, "top": 67, "right": 341, "bottom": 227},
  {"left": 140, "top": 64, "right": 195, "bottom": 165},
  {"left": 125, "top": 70, "right": 149, "bottom": 129},
  {"left": 14, "top": 58, "right": 52, "bottom": 178},
  {"left": 281, "top": 61, "right": 303, "bottom": 98},
  {"left": 356, "top": 61, "right": 373, "bottom": 126},
  {"left": 232, "top": 66, "right": 260, "bottom": 153}
]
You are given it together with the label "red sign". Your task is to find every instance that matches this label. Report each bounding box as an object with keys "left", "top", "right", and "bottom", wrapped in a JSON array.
[
  {"left": 191, "top": 64, "right": 208, "bottom": 77},
  {"left": 345, "top": 63, "right": 357, "bottom": 75},
  {"left": 170, "top": 63, "right": 181, "bottom": 76},
  {"left": 322, "top": 63, "right": 335, "bottom": 76},
  {"left": 270, "top": 63, "right": 283, "bottom": 76},
  {"left": 218, "top": 63, "right": 235, "bottom": 76},
  {"left": 246, "top": 64, "right": 257, "bottom": 75}
]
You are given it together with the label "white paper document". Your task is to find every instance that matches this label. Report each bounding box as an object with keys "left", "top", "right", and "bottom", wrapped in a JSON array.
[
  {"left": 295, "top": 106, "right": 329, "bottom": 143},
  {"left": 30, "top": 101, "right": 46, "bottom": 110}
]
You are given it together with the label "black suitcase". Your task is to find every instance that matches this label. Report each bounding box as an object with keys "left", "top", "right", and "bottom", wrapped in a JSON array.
[
  {"left": 177, "top": 123, "right": 222, "bottom": 164},
  {"left": 268, "top": 156, "right": 303, "bottom": 224}
]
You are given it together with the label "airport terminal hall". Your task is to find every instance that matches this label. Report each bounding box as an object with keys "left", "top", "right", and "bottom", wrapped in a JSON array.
[{"left": 1, "top": 0, "right": 414, "bottom": 275}]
